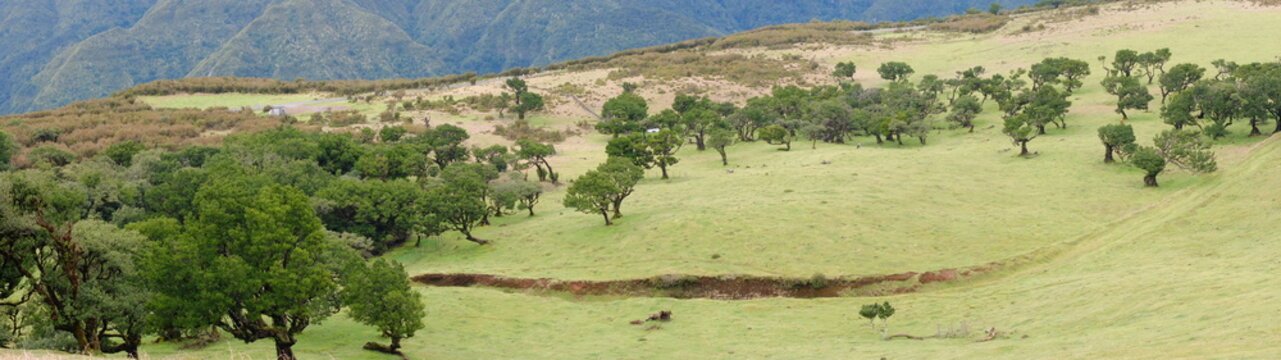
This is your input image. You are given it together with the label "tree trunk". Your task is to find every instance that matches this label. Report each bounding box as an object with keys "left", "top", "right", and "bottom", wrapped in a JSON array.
[
  {"left": 718, "top": 150, "right": 728, "bottom": 166},
  {"left": 463, "top": 233, "right": 490, "bottom": 245},
  {"left": 659, "top": 164, "right": 669, "bottom": 179},
  {"left": 1250, "top": 119, "right": 1262, "bottom": 136},
  {"left": 1019, "top": 141, "right": 1030, "bottom": 157},
  {"left": 968, "top": 124, "right": 975, "bottom": 133},
  {"left": 1104, "top": 145, "right": 1115, "bottom": 163},
  {"left": 1144, "top": 173, "right": 1159, "bottom": 187},
  {"left": 874, "top": 134, "right": 883, "bottom": 144},
  {"left": 612, "top": 199, "right": 624, "bottom": 219},
  {"left": 542, "top": 160, "right": 558, "bottom": 185},
  {"left": 528, "top": 206, "right": 535, "bottom": 217},
  {"left": 601, "top": 210, "right": 613, "bottom": 226},
  {"left": 1037, "top": 124, "right": 1046, "bottom": 135},
  {"left": 784, "top": 141, "right": 792, "bottom": 151},
  {"left": 695, "top": 135, "right": 706, "bottom": 151},
  {"left": 1275, "top": 119, "right": 1281, "bottom": 134},
  {"left": 390, "top": 336, "right": 402, "bottom": 351},
  {"left": 1119, "top": 108, "right": 1128, "bottom": 121},
  {"left": 275, "top": 340, "right": 296, "bottom": 360}
]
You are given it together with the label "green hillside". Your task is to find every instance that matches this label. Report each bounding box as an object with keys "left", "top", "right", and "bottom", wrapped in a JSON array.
[{"left": 1, "top": 1, "right": 1280, "bottom": 359}]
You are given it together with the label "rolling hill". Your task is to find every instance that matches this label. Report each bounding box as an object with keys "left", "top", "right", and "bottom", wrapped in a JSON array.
[{"left": 2, "top": 0, "right": 1280, "bottom": 359}]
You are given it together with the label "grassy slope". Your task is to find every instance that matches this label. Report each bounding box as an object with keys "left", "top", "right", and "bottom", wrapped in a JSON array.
[
  {"left": 36, "top": 1, "right": 1281, "bottom": 358},
  {"left": 139, "top": 93, "right": 328, "bottom": 110}
]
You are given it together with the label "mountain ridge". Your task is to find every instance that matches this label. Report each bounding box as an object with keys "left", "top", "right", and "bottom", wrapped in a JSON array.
[{"left": 0, "top": 0, "right": 1037, "bottom": 114}]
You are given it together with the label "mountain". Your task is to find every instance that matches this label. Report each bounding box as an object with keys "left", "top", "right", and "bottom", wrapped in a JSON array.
[{"left": 0, "top": 0, "right": 1038, "bottom": 114}]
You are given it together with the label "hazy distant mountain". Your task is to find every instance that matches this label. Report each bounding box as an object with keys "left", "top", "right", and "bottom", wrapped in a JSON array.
[{"left": 0, "top": 0, "right": 1037, "bottom": 114}]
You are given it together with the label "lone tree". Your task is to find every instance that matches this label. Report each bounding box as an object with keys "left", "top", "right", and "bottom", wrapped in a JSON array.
[
  {"left": 343, "top": 259, "right": 425, "bottom": 355},
  {"left": 597, "top": 157, "right": 644, "bottom": 219},
  {"left": 563, "top": 170, "right": 620, "bottom": 226},
  {"left": 1102, "top": 76, "right": 1153, "bottom": 120},
  {"left": 1097, "top": 123, "right": 1136, "bottom": 163},
  {"left": 1003, "top": 112, "right": 1040, "bottom": 156},
  {"left": 1131, "top": 146, "right": 1166, "bottom": 187},
  {"left": 646, "top": 129, "right": 684, "bottom": 180},
  {"left": 832, "top": 62, "right": 857, "bottom": 80},
  {"left": 877, "top": 62, "right": 915, "bottom": 82},
  {"left": 516, "top": 140, "right": 558, "bottom": 183},
  {"left": 512, "top": 91, "right": 546, "bottom": 121},
  {"left": 427, "top": 177, "right": 492, "bottom": 245},
  {"left": 706, "top": 127, "right": 736, "bottom": 166}
]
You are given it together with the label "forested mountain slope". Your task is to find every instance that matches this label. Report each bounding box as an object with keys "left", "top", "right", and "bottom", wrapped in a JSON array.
[{"left": 0, "top": 0, "right": 1037, "bottom": 114}]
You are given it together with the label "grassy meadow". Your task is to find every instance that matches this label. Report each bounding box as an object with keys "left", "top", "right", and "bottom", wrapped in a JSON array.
[
  {"left": 35, "top": 1, "right": 1281, "bottom": 358},
  {"left": 138, "top": 93, "right": 330, "bottom": 110}
]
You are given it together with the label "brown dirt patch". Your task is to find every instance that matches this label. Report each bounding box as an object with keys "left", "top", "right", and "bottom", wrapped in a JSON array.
[{"left": 414, "top": 264, "right": 1001, "bottom": 300}]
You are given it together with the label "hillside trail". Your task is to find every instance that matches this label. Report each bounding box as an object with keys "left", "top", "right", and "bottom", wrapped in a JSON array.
[{"left": 915, "top": 134, "right": 1281, "bottom": 298}]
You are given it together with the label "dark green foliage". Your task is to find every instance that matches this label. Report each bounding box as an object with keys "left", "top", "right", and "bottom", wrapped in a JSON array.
[
  {"left": 948, "top": 94, "right": 983, "bottom": 132},
  {"left": 1097, "top": 124, "right": 1136, "bottom": 163},
  {"left": 877, "top": 62, "right": 915, "bottom": 82},
  {"left": 707, "top": 127, "right": 736, "bottom": 166},
  {"left": 1101, "top": 76, "right": 1153, "bottom": 120},
  {"left": 1153, "top": 129, "right": 1217, "bottom": 174},
  {"left": 564, "top": 169, "right": 622, "bottom": 226},
  {"left": 1159, "top": 63, "right": 1205, "bottom": 103},
  {"left": 315, "top": 178, "right": 434, "bottom": 253},
  {"left": 1029, "top": 57, "right": 1091, "bottom": 92},
  {"left": 758, "top": 125, "right": 793, "bottom": 151},
  {"left": 0, "top": 130, "right": 16, "bottom": 171},
  {"left": 1131, "top": 146, "right": 1165, "bottom": 187},
  {"left": 101, "top": 140, "right": 147, "bottom": 167},
  {"left": 516, "top": 140, "right": 558, "bottom": 183},
  {"left": 144, "top": 180, "right": 354, "bottom": 360},
  {"left": 858, "top": 302, "right": 898, "bottom": 336},
  {"left": 355, "top": 143, "right": 429, "bottom": 180},
  {"left": 646, "top": 129, "right": 684, "bottom": 180},
  {"left": 343, "top": 259, "right": 425, "bottom": 353},
  {"left": 380, "top": 126, "right": 408, "bottom": 143},
  {"left": 606, "top": 133, "right": 655, "bottom": 168},
  {"left": 1137, "top": 48, "right": 1172, "bottom": 84},
  {"left": 599, "top": 93, "right": 650, "bottom": 136},
  {"left": 416, "top": 124, "right": 472, "bottom": 169},
  {"left": 316, "top": 133, "right": 366, "bottom": 175},
  {"left": 833, "top": 62, "right": 857, "bottom": 79},
  {"left": 596, "top": 157, "right": 645, "bottom": 219},
  {"left": 1110, "top": 49, "right": 1140, "bottom": 77}
]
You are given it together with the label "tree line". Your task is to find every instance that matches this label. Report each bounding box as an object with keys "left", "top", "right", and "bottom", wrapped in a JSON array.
[
  {"left": 0, "top": 119, "right": 564, "bottom": 358},
  {"left": 1094, "top": 49, "right": 1280, "bottom": 186}
]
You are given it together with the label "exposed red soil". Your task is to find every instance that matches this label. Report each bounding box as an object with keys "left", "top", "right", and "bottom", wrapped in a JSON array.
[{"left": 413, "top": 262, "right": 1003, "bottom": 300}]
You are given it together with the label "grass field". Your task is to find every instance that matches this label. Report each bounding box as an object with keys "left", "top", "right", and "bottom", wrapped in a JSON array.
[
  {"left": 30, "top": 1, "right": 1281, "bottom": 358},
  {"left": 139, "top": 93, "right": 329, "bottom": 110}
]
